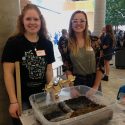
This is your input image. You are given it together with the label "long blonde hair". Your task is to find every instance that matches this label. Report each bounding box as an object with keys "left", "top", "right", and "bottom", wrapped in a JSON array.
[{"left": 68, "top": 10, "right": 91, "bottom": 56}]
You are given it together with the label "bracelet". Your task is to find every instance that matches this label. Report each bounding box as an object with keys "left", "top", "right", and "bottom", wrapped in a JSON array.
[{"left": 10, "top": 102, "right": 18, "bottom": 104}]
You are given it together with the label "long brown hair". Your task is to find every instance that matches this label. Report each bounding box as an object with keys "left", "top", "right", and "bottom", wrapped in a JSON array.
[
  {"left": 13, "top": 4, "right": 48, "bottom": 39},
  {"left": 105, "top": 24, "right": 115, "bottom": 47},
  {"left": 68, "top": 10, "right": 91, "bottom": 55}
]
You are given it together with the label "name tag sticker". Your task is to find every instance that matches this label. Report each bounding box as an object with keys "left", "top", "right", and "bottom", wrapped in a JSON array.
[{"left": 36, "top": 50, "right": 46, "bottom": 56}]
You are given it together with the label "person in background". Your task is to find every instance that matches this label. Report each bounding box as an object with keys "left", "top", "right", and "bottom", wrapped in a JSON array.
[
  {"left": 58, "top": 29, "right": 68, "bottom": 72},
  {"left": 60, "top": 10, "right": 104, "bottom": 91},
  {"left": 116, "top": 30, "right": 123, "bottom": 48},
  {"left": 122, "top": 31, "right": 125, "bottom": 47},
  {"left": 54, "top": 32, "right": 59, "bottom": 45},
  {"left": 2, "top": 4, "right": 55, "bottom": 125},
  {"left": 90, "top": 35, "right": 101, "bottom": 59},
  {"left": 101, "top": 24, "right": 115, "bottom": 81}
]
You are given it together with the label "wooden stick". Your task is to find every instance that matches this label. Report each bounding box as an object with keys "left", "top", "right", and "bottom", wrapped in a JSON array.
[{"left": 15, "top": 61, "right": 22, "bottom": 113}]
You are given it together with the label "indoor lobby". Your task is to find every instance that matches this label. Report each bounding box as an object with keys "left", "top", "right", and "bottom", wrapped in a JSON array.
[{"left": 0, "top": 0, "right": 125, "bottom": 125}]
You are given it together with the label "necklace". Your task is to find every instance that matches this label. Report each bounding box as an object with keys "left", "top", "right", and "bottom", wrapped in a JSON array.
[
  {"left": 31, "top": 42, "right": 38, "bottom": 52},
  {"left": 24, "top": 34, "right": 39, "bottom": 51},
  {"left": 30, "top": 36, "right": 39, "bottom": 52},
  {"left": 34, "top": 47, "right": 37, "bottom": 51}
]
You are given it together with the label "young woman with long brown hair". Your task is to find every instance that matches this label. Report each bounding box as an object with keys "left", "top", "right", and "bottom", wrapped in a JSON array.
[{"left": 2, "top": 4, "right": 55, "bottom": 124}]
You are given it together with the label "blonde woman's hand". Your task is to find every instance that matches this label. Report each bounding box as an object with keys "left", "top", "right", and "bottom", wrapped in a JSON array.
[
  {"left": 70, "top": 88, "right": 80, "bottom": 98},
  {"left": 9, "top": 102, "right": 20, "bottom": 118},
  {"left": 86, "top": 88, "right": 97, "bottom": 98},
  {"left": 85, "top": 85, "right": 98, "bottom": 98}
]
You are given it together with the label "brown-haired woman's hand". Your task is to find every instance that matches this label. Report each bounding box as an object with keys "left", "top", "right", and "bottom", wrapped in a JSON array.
[{"left": 9, "top": 102, "right": 20, "bottom": 118}]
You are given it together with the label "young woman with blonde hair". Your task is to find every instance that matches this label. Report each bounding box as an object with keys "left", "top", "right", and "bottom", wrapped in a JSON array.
[{"left": 61, "top": 10, "right": 104, "bottom": 91}]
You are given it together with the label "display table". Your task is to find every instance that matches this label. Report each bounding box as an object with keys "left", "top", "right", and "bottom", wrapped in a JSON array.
[
  {"left": 52, "top": 59, "right": 63, "bottom": 77},
  {"left": 20, "top": 102, "right": 125, "bottom": 125}
]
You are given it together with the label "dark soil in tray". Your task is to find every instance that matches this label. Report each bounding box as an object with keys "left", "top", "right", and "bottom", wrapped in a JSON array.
[
  {"left": 43, "top": 102, "right": 71, "bottom": 121},
  {"left": 44, "top": 110, "right": 65, "bottom": 120},
  {"left": 43, "top": 96, "right": 106, "bottom": 121},
  {"left": 64, "top": 96, "right": 105, "bottom": 118}
]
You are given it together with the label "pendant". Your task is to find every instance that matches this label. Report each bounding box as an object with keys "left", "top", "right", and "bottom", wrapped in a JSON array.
[{"left": 34, "top": 48, "right": 37, "bottom": 51}]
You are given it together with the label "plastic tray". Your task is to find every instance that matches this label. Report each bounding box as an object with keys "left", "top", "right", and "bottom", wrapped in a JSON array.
[{"left": 29, "top": 85, "right": 115, "bottom": 125}]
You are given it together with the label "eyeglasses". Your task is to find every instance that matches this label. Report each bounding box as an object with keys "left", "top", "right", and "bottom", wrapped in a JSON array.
[{"left": 72, "top": 19, "right": 86, "bottom": 25}]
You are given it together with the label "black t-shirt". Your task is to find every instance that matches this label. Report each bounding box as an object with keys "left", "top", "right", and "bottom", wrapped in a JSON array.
[{"left": 2, "top": 35, "right": 55, "bottom": 101}]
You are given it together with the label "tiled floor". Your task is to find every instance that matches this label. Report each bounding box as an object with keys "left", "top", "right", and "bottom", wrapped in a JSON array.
[{"left": 101, "top": 56, "right": 125, "bottom": 100}]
